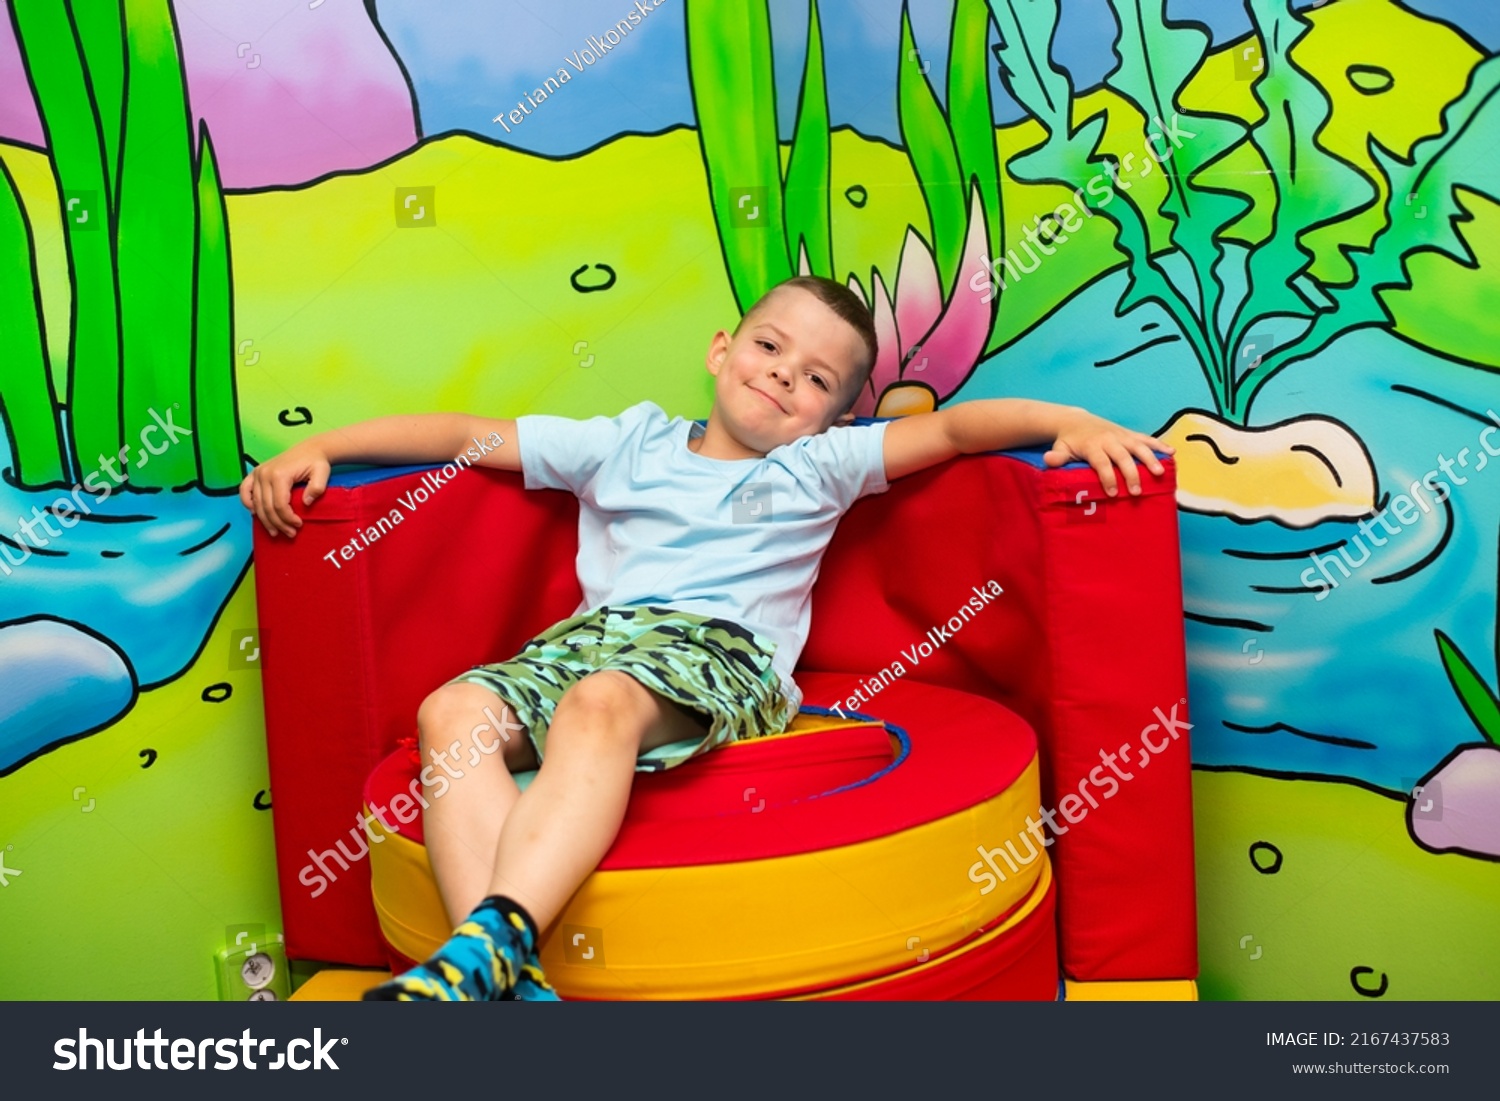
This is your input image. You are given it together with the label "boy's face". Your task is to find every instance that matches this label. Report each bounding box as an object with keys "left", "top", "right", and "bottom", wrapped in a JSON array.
[{"left": 704, "top": 287, "right": 870, "bottom": 453}]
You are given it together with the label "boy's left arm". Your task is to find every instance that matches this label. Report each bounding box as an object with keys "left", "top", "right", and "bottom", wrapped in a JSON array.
[{"left": 881, "top": 398, "right": 1173, "bottom": 496}]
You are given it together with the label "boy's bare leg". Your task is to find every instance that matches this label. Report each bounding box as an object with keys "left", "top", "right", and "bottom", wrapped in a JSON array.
[
  {"left": 366, "top": 670, "right": 706, "bottom": 1000},
  {"left": 486, "top": 669, "right": 710, "bottom": 932},
  {"left": 416, "top": 682, "right": 540, "bottom": 928}
]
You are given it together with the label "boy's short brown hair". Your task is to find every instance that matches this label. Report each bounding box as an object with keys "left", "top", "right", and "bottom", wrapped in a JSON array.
[{"left": 735, "top": 275, "right": 879, "bottom": 413}]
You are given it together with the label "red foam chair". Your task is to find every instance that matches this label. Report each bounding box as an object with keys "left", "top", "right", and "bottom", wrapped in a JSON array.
[{"left": 252, "top": 442, "right": 1196, "bottom": 991}]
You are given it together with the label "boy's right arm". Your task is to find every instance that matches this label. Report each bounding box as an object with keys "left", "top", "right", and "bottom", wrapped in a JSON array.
[{"left": 239, "top": 413, "right": 518, "bottom": 537}]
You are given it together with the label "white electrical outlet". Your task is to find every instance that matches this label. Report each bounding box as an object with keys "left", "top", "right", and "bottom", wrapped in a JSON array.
[{"left": 217, "top": 924, "right": 291, "bottom": 1001}]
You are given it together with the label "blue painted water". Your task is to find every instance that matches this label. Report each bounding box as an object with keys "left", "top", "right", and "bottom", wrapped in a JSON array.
[
  {"left": 955, "top": 261, "right": 1500, "bottom": 793},
  {"left": 0, "top": 437, "right": 253, "bottom": 772}
]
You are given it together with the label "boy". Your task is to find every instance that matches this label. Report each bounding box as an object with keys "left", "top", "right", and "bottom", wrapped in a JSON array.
[{"left": 240, "top": 275, "right": 1170, "bottom": 1001}]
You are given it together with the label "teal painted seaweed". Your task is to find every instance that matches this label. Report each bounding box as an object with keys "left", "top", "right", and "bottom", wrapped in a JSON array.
[
  {"left": 1234, "top": 49, "right": 1500, "bottom": 417},
  {"left": 988, "top": 0, "right": 1498, "bottom": 425}
]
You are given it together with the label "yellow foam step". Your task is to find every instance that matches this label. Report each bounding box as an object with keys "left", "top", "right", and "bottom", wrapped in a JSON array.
[
  {"left": 289, "top": 968, "right": 391, "bottom": 1001},
  {"left": 1064, "top": 979, "right": 1198, "bottom": 1001}
]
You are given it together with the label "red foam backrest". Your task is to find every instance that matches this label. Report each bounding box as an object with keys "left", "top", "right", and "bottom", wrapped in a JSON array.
[{"left": 253, "top": 451, "right": 1195, "bottom": 981}]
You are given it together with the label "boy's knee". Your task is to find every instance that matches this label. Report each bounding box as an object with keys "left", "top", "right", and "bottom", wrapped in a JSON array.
[
  {"left": 554, "top": 671, "right": 652, "bottom": 730},
  {"left": 419, "top": 683, "right": 536, "bottom": 771},
  {"left": 417, "top": 683, "right": 496, "bottom": 741}
]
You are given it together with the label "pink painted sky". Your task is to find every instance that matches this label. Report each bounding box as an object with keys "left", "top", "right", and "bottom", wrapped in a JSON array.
[{"left": 0, "top": 0, "right": 417, "bottom": 189}]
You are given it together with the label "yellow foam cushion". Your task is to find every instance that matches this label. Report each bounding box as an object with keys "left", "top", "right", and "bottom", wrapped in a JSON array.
[{"left": 368, "top": 755, "right": 1045, "bottom": 1000}]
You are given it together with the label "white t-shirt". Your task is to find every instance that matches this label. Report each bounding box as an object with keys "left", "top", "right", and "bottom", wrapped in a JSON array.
[{"left": 516, "top": 400, "right": 890, "bottom": 712}]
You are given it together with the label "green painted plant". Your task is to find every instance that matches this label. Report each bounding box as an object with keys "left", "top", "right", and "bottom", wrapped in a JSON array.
[
  {"left": 4, "top": 0, "right": 241, "bottom": 491},
  {"left": 898, "top": 0, "right": 1003, "bottom": 310},
  {"left": 0, "top": 156, "right": 66, "bottom": 486},
  {"left": 1435, "top": 630, "right": 1500, "bottom": 745},
  {"left": 944, "top": 0, "right": 1004, "bottom": 318},
  {"left": 988, "top": 0, "right": 1500, "bottom": 425},
  {"left": 688, "top": 0, "right": 1003, "bottom": 335},
  {"left": 686, "top": 0, "right": 825, "bottom": 307}
]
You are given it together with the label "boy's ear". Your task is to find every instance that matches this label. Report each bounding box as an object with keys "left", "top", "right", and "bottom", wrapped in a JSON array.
[
  {"left": 705, "top": 330, "right": 732, "bottom": 375},
  {"left": 834, "top": 410, "right": 856, "bottom": 426}
]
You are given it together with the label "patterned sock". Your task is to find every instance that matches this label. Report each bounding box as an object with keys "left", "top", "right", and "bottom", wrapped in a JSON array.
[
  {"left": 363, "top": 896, "right": 537, "bottom": 1001},
  {"left": 512, "top": 948, "right": 562, "bottom": 1001}
]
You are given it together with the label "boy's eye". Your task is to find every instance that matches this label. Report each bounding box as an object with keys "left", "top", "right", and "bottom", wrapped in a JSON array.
[
  {"left": 811, "top": 374, "right": 828, "bottom": 391},
  {"left": 757, "top": 340, "right": 776, "bottom": 352}
]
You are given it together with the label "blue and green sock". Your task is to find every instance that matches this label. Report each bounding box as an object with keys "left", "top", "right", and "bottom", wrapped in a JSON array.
[
  {"left": 363, "top": 895, "right": 545, "bottom": 1002},
  {"left": 513, "top": 952, "right": 561, "bottom": 1001}
]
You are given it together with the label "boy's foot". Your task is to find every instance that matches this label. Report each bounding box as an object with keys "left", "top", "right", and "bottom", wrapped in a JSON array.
[
  {"left": 363, "top": 896, "right": 537, "bottom": 1001},
  {"left": 512, "top": 953, "right": 561, "bottom": 1001}
]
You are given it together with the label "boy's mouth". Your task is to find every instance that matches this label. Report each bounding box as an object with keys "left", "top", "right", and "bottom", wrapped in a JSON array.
[{"left": 748, "top": 385, "right": 785, "bottom": 413}]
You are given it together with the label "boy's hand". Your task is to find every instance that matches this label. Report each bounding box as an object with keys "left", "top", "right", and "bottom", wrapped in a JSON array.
[
  {"left": 239, "top": 444, "right": 332, "bottom": 537},
  {"left": 1043, "top": 410, "right": 1173, "bottom": 497}
]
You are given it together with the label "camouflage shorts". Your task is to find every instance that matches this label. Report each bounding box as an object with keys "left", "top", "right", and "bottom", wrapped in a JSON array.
[{"left": 450, "top": 605, "right": 791, "bottom": 772}]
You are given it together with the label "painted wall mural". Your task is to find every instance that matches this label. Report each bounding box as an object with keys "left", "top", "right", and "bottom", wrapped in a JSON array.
[{"left": 0, "top": 0, "right": 1496, "bottom": 1000}]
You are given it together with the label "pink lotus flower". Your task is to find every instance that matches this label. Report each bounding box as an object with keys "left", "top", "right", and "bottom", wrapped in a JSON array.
[{"left": 845, "top": 186, "right": 996, "bottom": 417}]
